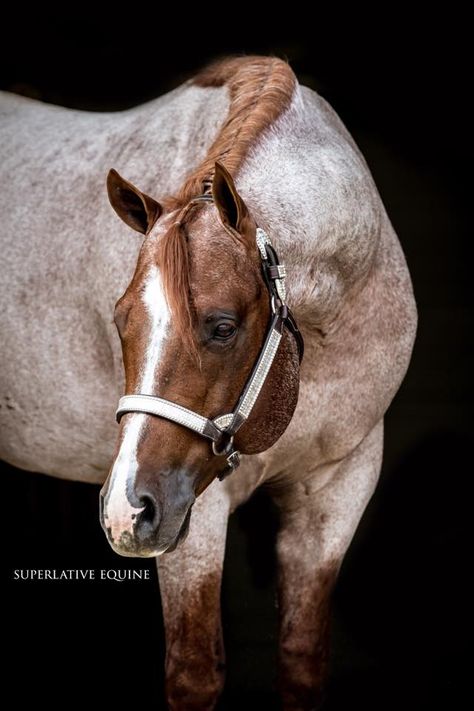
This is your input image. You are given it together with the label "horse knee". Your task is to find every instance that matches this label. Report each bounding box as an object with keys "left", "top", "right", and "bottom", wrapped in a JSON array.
[
  {"left": 166, "top": 672, "right": 225, "bottom": 711},
  {"left": 278, "top": 619, "right": 330, "bottom": 710},
  {"left": 165, "top": 653, "right": 225, "bottom": 711}
]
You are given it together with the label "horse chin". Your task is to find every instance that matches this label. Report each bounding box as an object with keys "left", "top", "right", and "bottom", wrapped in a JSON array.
[{"left": 161, "top": 505, "right": 193, "bottom": 554}]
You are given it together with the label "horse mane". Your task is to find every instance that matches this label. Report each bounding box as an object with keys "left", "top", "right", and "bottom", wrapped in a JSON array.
[{"left": 158, "top": 56, "right": 297, "bottom": 346}]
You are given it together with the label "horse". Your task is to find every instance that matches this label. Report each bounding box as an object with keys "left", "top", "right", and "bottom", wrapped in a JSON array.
[{"left": 0, "top": 56, "right": 416, "bottom": 709}]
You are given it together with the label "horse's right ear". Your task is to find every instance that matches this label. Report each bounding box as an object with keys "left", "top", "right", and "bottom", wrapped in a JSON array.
[{"left": 106, "top": 169, "right": 162, "bottom": 235}]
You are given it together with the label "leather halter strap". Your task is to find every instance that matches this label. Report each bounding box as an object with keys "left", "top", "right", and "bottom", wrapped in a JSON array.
[{"left": 116, "top": 205, "right": 304, "bottom": 480}]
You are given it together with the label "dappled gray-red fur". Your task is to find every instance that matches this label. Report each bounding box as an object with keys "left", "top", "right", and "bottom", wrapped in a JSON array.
[{"left": 0, "top": 55, "right": 416, "bottom": 710}]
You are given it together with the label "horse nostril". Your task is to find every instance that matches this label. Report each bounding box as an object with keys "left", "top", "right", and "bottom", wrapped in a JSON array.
[
  {"left": 139, "top": 495, "right": 158, "bottom": 524},
  {"left": 134, "top": 493, "right": 161, "bottom": 544}
]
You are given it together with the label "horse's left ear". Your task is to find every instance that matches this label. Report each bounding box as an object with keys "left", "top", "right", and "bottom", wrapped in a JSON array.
[
  {"left": 107, "top": 169, "right": 162, "bottom": 235},
  {"left": 212, "top": 161, "right": 249, "bottom": 233}
]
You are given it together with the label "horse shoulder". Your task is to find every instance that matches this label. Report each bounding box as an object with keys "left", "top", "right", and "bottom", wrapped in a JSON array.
[
  {"left": 269, "top": 212, "right": 416, "bottom": 481},
  {"left": 244, "top": 86, "right": 416, "bottom": 476}
]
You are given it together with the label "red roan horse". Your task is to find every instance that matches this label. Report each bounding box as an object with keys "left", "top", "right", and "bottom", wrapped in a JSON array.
[{"left": 0, "top": 57, "right": 416, "bottom": 709}]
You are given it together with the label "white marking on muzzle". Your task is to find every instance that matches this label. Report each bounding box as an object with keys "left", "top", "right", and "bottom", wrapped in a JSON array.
[
  {"left": 105, "top": 266, "right": 170, "bottom": 543},
  {"left": 104, "top": 413, "right": 146, "bottom": 542}
]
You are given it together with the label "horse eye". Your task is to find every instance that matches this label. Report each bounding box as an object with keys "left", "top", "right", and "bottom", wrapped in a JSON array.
[{"left": 213, "top": 322, "right": 237, "bottom": 340}]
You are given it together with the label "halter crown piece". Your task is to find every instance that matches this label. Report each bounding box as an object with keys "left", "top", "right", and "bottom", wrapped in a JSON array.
[{"left": 116, "top": 198, "right": 304, "bottom": 481}]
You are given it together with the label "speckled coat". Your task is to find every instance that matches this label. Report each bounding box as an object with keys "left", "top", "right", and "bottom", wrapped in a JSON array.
[{"left": 0, "top": 60, "right": 416, "bottom": 710}]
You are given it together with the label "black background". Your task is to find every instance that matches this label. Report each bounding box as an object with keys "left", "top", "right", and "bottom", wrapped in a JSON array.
[{"left": 1, "top": 9, "right": 471, "bottom": 710}]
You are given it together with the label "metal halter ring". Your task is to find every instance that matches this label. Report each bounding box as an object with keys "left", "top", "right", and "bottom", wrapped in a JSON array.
[{"left": 212, "top": 433, "right": 235, "bottom": 457}]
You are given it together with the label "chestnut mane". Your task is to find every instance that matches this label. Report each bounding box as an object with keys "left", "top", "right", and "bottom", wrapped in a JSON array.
[{"left": 158, "top": 56, "right": 297, "bottom": 343}]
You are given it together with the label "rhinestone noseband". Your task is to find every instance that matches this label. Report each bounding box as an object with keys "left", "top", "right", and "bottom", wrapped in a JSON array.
[{"left": 116, "top": 203, "right": 304, "bottom": 480}]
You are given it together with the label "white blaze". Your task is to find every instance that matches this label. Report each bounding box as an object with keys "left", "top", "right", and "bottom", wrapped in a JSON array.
[
  {"left": 105, "top": 266, "right": 170, "bottom": 543},
  {"left": 139, "top": 267, "right": 171, "bottom": 395}
]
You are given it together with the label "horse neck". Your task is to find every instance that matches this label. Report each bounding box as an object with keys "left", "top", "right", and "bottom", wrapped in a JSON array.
[
  {"left": 112, "top": 83, "right": 229, "bottom": 199},
  {"left": 236, "top": 86, "right": 382, "bottom": 329}
]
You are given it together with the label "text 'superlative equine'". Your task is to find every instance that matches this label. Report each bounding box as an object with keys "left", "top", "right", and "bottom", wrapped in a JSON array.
[{"left": 0, "top": 57, "right": 416, "bottom": 709}]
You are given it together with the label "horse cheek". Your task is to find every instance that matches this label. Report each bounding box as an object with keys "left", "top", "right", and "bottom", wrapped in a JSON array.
[{"left": 236, "top": 330, "right": 300, "bottom": 454}]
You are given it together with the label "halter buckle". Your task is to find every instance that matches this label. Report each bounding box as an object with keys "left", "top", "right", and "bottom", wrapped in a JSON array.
[
  {"left": 217, "top": 449, "right": 241, "bottom": 481},
  {"left": 226, "top": 449, "right": 241, "bottom": 470}
]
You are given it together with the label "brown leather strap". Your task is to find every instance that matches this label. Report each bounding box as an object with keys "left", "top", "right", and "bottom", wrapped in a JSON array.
[{"left": 285, "top": 306, "right": 305, "bottom": 363}]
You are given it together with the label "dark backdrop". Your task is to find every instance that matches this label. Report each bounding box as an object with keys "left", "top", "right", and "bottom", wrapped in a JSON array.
[{"left": 1, "top": 10, "right": 471, "bottom": 711}]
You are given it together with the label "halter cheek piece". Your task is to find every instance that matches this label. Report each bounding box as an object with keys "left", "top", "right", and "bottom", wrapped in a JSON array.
[{"left": 116, "top": 199, "right": 304, "bottom": 481}]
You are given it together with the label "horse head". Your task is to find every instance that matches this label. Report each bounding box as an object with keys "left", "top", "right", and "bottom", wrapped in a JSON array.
[{"left": 100, "top": 162, "right": 301, "bottom": 556}]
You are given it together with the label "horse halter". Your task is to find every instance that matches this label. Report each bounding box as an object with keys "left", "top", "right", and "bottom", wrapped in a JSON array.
[{"left": 116, "top": 199, "right": 304, "bottom": 481}]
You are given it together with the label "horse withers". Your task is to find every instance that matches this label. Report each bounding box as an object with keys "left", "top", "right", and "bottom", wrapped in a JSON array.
[{"left": 0, "top": 57, "right": 416, "bottom": 709}]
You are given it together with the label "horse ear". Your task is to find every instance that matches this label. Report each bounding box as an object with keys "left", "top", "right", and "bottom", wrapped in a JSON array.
[
  {"left": 107, "top": 169, "right": 162, "bottom": 235},
  {"left": 212, "top": 161, "right": 249, "bottom": 232}
]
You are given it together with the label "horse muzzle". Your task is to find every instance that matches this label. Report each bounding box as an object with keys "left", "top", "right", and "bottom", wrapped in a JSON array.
[{"left": 99, "top": 468, "right": 196, "bottom": 558}]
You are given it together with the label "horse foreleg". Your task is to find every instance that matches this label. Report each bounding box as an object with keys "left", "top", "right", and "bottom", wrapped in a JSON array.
[
  {"left": 275, "top": 420, "right": 384, "bottom": 710},
  {"left": 157, "top": 480, "right": 229, "bottom": 711}
]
